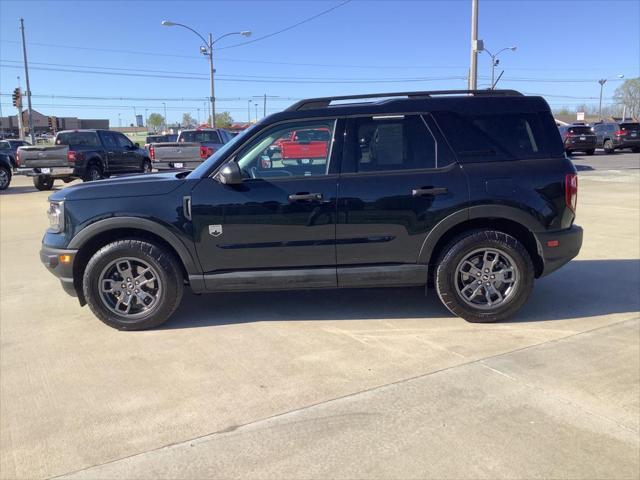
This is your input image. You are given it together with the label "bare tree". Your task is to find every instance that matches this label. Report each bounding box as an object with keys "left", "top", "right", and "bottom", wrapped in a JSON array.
[{"left": 614, "top": 78, "right": 640, "bottom": 118}]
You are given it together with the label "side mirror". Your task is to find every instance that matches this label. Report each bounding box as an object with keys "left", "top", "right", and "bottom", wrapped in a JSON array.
[
  {"left": 134, "top": 142, "right": 140, "bottom": 148},
  {"left": 218, "top": 161, "right": 244, "bottom": 185}
]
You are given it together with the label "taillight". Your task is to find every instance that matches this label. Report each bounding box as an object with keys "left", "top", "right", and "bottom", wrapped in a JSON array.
[
  {"left": 615, "top": 129, "right": 626, "bottom": 136},
  {"left": 149, "top": 146, "right": 155, "bottom": 160},
  {"left": 200, "top": 145, "right": 214, "bottom": 159},
  {"left": 16, "top": 152, "right": 21, "bottom": 166},
  {"left": 565, "top": 174, "right": 578, "bottom": 213},
  {"left": 67, "top": 150, "right": 77, "bottom": 163}
]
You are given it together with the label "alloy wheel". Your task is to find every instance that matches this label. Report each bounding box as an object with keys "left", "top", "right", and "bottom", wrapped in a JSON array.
[
  {"left": 98, "top": 258, "right": 162, "bottom": 318},
  {"left": 454, "top": 248, "right": 519, "bottom": 310}
]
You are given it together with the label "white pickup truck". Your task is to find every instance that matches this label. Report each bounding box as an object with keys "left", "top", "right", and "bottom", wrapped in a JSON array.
[{"left": 148, "top": 128, "right": 234, "bottom": 170}]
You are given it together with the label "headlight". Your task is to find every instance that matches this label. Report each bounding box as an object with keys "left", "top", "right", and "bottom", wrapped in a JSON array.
[{"left": 47, "top": 201, "right": 64, "bottom": 233}]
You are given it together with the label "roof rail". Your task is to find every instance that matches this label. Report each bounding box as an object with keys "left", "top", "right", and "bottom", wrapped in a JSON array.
[{"left": 286, "top": 89, "right": 524, "bottom": 111}]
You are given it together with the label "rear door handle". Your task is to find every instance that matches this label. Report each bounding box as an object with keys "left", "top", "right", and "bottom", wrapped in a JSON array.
[
  {"left": 412, "top": 187, "right": 448, "bottom": 197},
  {"left": 288, "top": 192, "right": 323, "bottom": 202}
]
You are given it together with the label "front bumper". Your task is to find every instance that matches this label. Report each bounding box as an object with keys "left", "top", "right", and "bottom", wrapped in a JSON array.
[
  {"left": 40, "top": 244, "right": 78, "bottom": 297},
  {"left": 535, "top": 225, "right": 583, "bottom": 277}
]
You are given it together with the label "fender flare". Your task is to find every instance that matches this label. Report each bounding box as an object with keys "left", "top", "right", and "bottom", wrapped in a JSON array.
[
  {"left": 417, "top": 205, "right": 544, "bottom": 264},
  {"left": 68, "top": 217, "right": 200, "bottom": 274}
]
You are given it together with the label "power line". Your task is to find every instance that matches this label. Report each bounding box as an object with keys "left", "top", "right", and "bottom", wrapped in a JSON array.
[
  {"left": 0, "top": 63, "right": 469, "bottom": 84},
  {"left": 216, "top": 0, "right": 352, "bottom": 50}
]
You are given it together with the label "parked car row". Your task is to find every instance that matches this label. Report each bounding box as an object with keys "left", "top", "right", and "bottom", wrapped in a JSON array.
[{"left": 558, "top": 121, "right": 640, "bottom": 155}]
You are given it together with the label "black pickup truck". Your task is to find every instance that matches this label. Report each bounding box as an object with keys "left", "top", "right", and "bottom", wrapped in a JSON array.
[{"left": 17, "top": 129, "right": 152, "bottom": 190}]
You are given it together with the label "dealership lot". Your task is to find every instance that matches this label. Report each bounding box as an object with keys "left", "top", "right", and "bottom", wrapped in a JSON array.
[{"left": 1, "top": 152, "right": 639, "bottom": 479}]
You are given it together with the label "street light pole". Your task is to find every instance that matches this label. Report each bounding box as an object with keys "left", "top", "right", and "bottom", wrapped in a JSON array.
[
  {"left": 19, "top": 18, "right": 35, "bottom": 144},
  {"left": 162, "top": 21, "right": 251, "bottom": 128},
  {"left": 484, "top": 46, "right": 517, "bottom": 89},
  {"left": 254, "top": 103, "right": 258, "bottom": 123},
  {"left": 248, "top": 100, "right": 251, "bottom": 123}
]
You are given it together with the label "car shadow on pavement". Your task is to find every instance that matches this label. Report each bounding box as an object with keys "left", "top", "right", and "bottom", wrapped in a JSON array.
[{"left": 164, "top": 259, "right": 640, "bottom": 329}]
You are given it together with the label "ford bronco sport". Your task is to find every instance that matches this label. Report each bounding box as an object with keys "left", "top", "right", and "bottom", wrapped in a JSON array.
[{"left": 40, "top": 90, "right": 583, "bottom": 330}]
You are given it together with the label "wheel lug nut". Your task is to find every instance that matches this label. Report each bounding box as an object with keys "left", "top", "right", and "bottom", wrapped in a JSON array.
[
  {"left": 135, "top": 281, "right": 139, "bottom": 285},
  {"left": 486, "top": 283, "right": 490, "bottom": 286},
  {"left": 127, "top": 291, "right": 131, "bottom": 295},
  {"left": 484, "top": 269, "right": 489, "bottom": 273},
  {"left": 491, "top": 275, "right": 495, "bottom": 279},
  {"left": 121, "top": 283, "right": 126, "bottom": 288},
  {"left": 477, "top": 281, "right": 482, "bottom": 285}
]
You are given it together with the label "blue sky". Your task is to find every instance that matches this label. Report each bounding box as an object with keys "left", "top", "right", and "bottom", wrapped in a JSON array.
[{"left": 1, "top": 0, "right": 638, "bottom": 126}]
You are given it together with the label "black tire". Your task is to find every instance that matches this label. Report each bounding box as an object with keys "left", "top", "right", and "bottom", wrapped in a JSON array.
[
  {"left": 435, "top": 230, "right": 534, "bottom": 323},
  {"left": 586, "top": 149, "right": 595, "bottom": 155},
  {"left": 83, "top": 162, "right": 104, "bottom": 182},
  {"left": 83, "top": 240, "right": 184, "bottom": 330},
  {"left": 141, "top": 158, "right": 152, "bottom": 173},
  {"left": 33, "top": 176, "right": 54, "bottom": 191},
  {"left": 603, "top": 140, "right": 614, "bottom": 154},
  {"left": 0, "top": 166, "right": 11, "bottom": 190},
  {"left": 632, "top": 147, "right": 640, "bottom": 153}
]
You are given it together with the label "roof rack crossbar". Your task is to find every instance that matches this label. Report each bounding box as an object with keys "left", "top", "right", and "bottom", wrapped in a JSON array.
[{"left": 286, "top": 89, "right": 523, "bottom": 111}]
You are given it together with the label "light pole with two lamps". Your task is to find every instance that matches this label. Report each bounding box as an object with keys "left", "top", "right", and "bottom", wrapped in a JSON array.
[
  {"left": 162, "top": 21, "right": 251, "bottom": 127},
  {"left": 483, "top": 46, "right": 517, "bottom": 89}
]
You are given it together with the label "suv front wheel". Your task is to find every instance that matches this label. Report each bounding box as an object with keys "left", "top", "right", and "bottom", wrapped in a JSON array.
[
  {"left": 435, "top": 230, "right": 534, "bottom": 323},
  {"left": 82, "top": 240, "right": 184, "bottom": 330}
]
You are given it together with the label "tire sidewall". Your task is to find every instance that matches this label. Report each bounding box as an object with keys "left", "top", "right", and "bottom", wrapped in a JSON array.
[
  {"left": 436, "top": 231, "right": 534, "bottom": 323},
  {"left": 83, "top": 241, "right": 183, "bottom": 330},
  {"left": 0, "top": 166, "right": 11, "bottom": 190},
  {"left": 85, "top": 163, "right": 103, "bottom": 182}
]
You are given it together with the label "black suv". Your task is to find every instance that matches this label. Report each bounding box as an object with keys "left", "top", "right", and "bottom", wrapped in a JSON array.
[
  {"left": 593, "top": 122, "right": 640, "bottom": 153},
  {"left": 40, "top": 90, "right": 583, "bottom": 330},
  {"left": 557, "top": 124, "right": 596, "bottom": 155}
]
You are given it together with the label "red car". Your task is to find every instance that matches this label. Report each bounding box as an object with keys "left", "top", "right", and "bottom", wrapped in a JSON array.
[{"left": 267, "top": 128, "right": 330, "bottom": 162}]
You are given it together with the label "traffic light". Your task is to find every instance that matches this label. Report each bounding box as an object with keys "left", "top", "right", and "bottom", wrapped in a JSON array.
[
  {"left": 12, "top": 88, "right": 22, "bottom": 108},
  {"left": 48, "top": 116, "right": 57, "bottom": 133}
]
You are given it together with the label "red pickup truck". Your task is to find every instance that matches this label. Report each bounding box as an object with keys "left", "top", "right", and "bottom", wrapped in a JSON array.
[{"left": 268, "top": 128, "right": 330, "bottom": 161}]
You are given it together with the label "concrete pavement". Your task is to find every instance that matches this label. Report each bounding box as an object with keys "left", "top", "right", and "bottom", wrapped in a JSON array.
[{"left": 1, "top": 152, "right": 638, "bottom": 479}]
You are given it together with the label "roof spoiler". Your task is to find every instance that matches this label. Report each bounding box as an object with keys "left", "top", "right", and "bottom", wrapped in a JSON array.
[{"left": 286, "top": 89, "right": 524, "bottom": 111}]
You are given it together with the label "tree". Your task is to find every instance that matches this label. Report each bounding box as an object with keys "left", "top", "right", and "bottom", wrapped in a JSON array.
[
  {"left": 147, "top": 113, "right": 165, "bottom": 132},
  {"left": 182, "top": 113, "right": 195, "bottom": 128},
  {"left": 210, "top": 111, "right": 234, "bottom": 128},
  {"left": 614, "top": 78, "right": 640, "bottom": 118}
]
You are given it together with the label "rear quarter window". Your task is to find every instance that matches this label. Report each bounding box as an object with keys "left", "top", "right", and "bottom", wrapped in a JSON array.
[{"left": 434, "top": 111, "right": 561, "bottom": 162}]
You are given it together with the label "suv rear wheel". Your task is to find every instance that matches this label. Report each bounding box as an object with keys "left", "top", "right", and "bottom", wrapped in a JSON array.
[
  {"left": 82, "top": 240, "right": 184, "bottom": 330},
  {"left": 435, "top": 230, "right": 534, "bottom": 323}
]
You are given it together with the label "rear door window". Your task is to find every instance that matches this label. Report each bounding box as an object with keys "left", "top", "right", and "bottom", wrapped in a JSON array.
[
  {"left": 434, "top": 112, "right": 552, "bottom": 161},
  {"left": 620, "top": 123, "right": 640, "bottom": 133},
  {"left": 343, "top": 115, "right": 441, "bottom": 172}
]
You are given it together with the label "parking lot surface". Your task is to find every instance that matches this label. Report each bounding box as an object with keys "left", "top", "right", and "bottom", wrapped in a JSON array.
[{"left": 1, "top": 152, "right": 639, "bottom": 479}]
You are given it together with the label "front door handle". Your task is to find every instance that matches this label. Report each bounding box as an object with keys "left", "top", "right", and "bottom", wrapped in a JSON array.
[
  {"left": 288, "top": 192, "right": 323, "bottom": 202},
  {"left": 412, "top": 187, "right": 448, "bottom": 197}
]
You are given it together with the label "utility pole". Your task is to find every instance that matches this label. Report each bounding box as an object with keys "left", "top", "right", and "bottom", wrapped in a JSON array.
[
  {"left": 19, "top": 18, "right": 35, "bottom": 144},
  {"left": 248, "top": 100, "right": 251, "bottom": 123},
  {"left": 16, "top": 76, "right": 24, "bottom": 140},
  {"left": 254, "top": 103, "right": 258, "bottom": 123},
  {"left": 263, "top": 94, "right": 267, "bottom": 117},
  {"left": 468, "top": 0, "right": 479, "bottom": 90},
  {"left": 598, "top": 79, "right": 607, "bottom": 121},
  {"left": 162, "top": 102, "right": 167, "bottom": 130}
]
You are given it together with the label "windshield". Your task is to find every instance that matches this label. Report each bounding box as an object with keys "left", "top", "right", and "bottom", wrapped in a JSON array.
[
  {"left": 56, "top": 132, "right": 100, "bottom": 147},
  {"left": 187, "top": 124, "right": 260, "bottom": 179}
]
